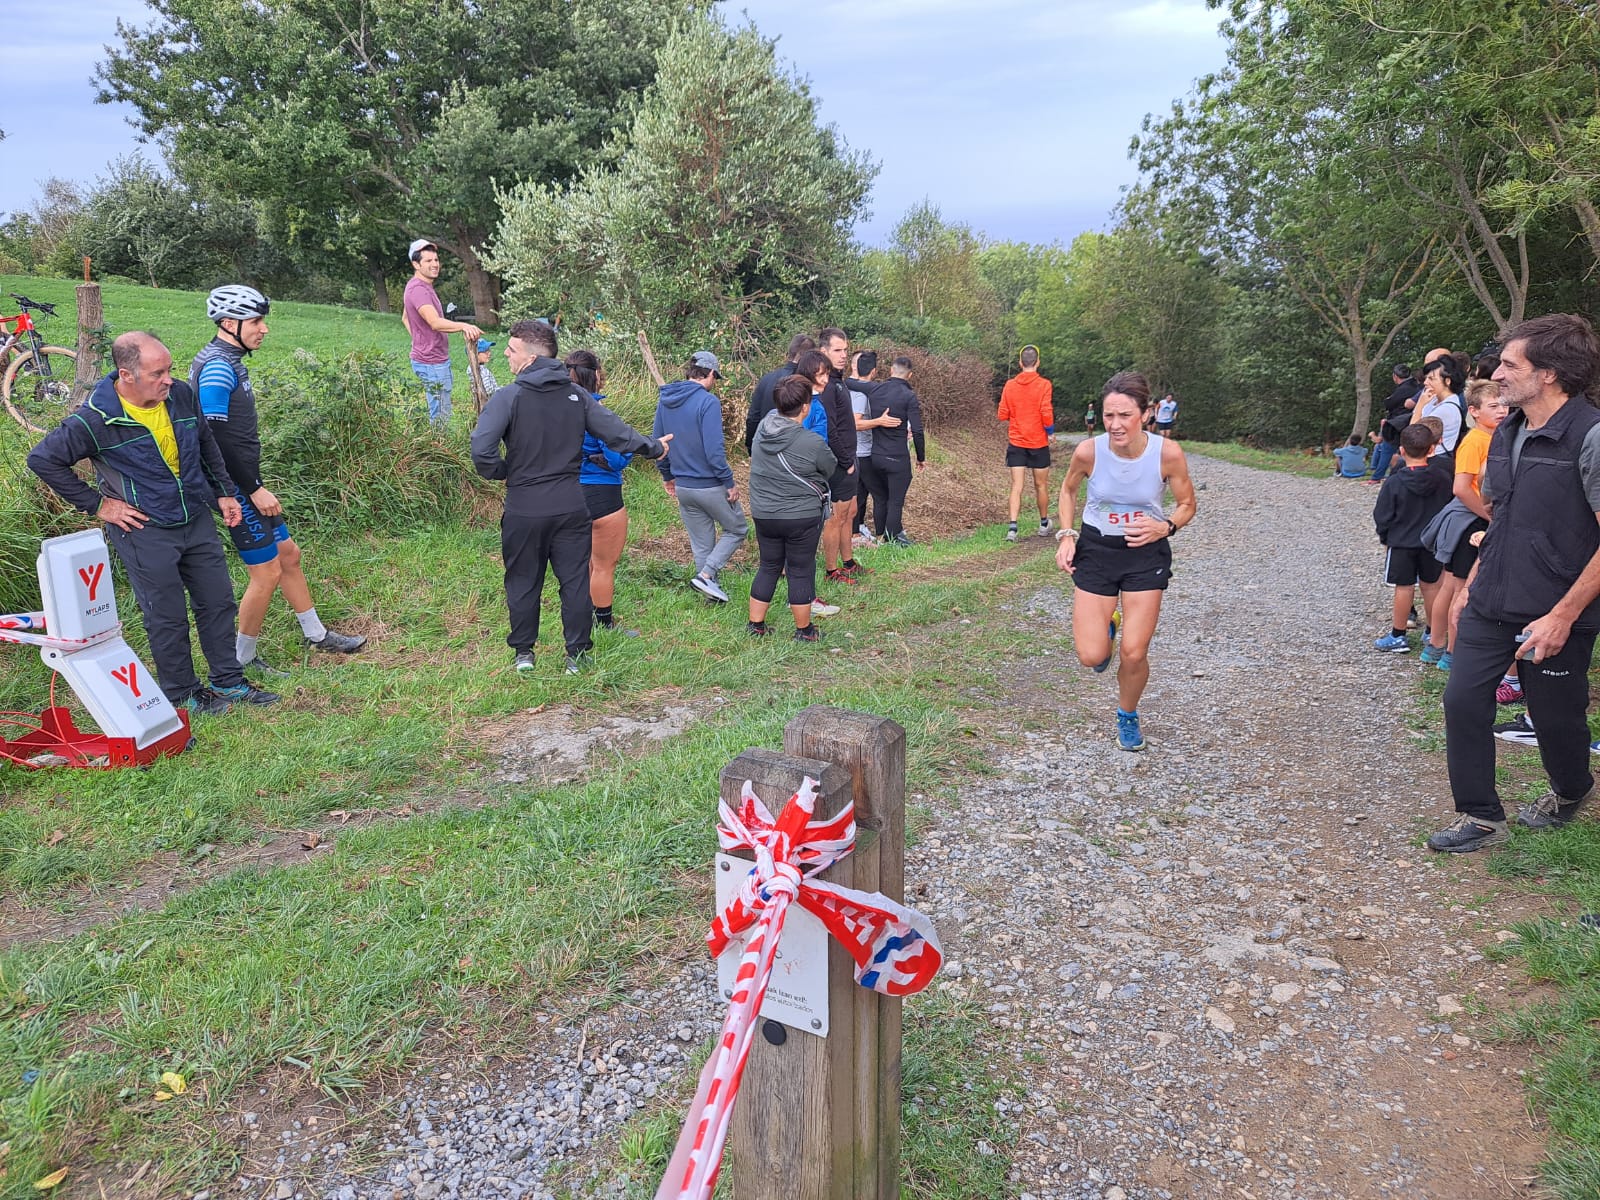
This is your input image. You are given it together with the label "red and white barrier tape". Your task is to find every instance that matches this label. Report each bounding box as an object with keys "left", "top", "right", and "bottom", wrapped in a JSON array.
[{"left": 656, "top": 776, "right": 942, "bottom": 1200}]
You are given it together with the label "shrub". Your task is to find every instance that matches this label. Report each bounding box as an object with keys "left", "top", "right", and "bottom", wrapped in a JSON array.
[
  {"left": 253, "top": 351, "right": 490, "bottom": 532},
  {"left": 0, "top": 425, "right": 82, "bottom": 615},
  {"left": 864, "top": 342, "right": 996, "bottom": 427}
]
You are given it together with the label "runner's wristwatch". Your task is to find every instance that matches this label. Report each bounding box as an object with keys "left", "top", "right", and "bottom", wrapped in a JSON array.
[{"left": 1167, "top": 519, "right": 1179, "bottom": 536}]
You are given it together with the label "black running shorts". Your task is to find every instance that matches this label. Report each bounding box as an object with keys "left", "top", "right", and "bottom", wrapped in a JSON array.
[
  {"left": 583, "top": 483, "right": 625, "bottom": 520},
  {"left": 1385, "top": 544, "right": 1444, "bottom": 587},
  {"left": 829, "top": 465, "right": 857, "bottom": 502},
  {"left": 1006, "top": 444, "right": 1051, "bottom": 470},
  {"left": 1447, "top": 517, "right": 1488, "bottom": 580},
  {"left": 1070, "top": 523, "right": 1172, "bottom": 596}
]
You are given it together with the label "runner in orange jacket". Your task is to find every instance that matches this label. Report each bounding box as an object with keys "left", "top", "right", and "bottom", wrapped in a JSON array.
[{"left": 999, "top": 346, "right": 1055, "bottom": 540}]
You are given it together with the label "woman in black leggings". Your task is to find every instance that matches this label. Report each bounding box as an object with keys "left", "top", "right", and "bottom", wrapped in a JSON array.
[{"left": 746, "top": 375, "right": 838, "bottom": 641}]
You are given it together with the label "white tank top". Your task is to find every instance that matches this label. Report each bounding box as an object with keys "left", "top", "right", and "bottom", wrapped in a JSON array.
[{"left": 1083, "top": 432, "right": 1166, "bottom": 536}]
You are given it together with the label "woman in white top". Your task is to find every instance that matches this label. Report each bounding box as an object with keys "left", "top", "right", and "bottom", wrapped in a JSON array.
[
  {"left": 1413, "top": 357, "right": 1467, "bottom": 463},
  {"left": 1055, "top": 371, "right": 1198, "bottom": 752}
]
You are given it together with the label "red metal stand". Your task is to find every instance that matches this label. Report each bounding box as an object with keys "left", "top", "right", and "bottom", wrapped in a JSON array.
[{"left": 0, "top": 706, "right": 192, "bottom": 768}]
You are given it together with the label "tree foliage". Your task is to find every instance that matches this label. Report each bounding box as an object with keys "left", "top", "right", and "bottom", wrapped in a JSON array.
[
  {"left": 97, "top": 0, "right": 694, "bottom": 321},
  {"left": 488, "top": 15, "right": 875, "bottom": 363}
]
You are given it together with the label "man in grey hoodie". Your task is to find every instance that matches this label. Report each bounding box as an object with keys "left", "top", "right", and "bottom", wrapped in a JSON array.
[
  {"left": 654, "top": 351, "right": 747, "bottom": 603},
  {"left": 471, "top": 320, "right": 669, "bottom": 674}
]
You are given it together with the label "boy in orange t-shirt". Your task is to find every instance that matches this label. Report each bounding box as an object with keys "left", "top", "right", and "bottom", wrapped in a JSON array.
[{"left": 998, "top": 345, "right": 1055, "bottom": 540}]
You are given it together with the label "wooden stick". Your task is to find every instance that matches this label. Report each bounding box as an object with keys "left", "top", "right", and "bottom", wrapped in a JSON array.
[{"left": 637, "top": 328, "right": 667, "bottom": 389}]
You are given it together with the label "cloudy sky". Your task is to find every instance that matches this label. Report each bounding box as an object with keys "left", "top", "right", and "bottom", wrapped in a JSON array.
[{"left": 0, "top": 0, "right": 1227, "bottom": 247}]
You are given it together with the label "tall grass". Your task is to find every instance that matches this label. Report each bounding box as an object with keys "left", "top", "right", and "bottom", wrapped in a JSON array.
[{"left": 253, "top": 351, "right": 490, "bottom": 532}]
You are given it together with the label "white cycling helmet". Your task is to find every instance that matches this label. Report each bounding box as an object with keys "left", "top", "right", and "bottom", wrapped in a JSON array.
[{"left": 207, "top": 285, "right": 271, "bottom": 323}]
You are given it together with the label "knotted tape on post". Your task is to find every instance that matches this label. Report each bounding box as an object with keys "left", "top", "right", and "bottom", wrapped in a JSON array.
[{"left": 656, "top": 776, "right": 942, "bottom": 1200}]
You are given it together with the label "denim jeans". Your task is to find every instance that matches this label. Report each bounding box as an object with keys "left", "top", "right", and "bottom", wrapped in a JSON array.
[
  {"left": 411, "top": 359, "right": 453, "bottom": 425},
  {"left": 1369, "top": 438, "right": 1397, "bottom": 481}
]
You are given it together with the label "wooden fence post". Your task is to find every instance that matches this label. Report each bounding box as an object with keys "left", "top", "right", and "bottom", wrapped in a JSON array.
[
  {"left": 722, "top": 706, "right": 907, "bottom": 1200},
  {"left": 73, "top": 271, "right": 103, "bottom": 406},
  {"left": 784, "top": 707, "right": 906, "bottom": 1200}
]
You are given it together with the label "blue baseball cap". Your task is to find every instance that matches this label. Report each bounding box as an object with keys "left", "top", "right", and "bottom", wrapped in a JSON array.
[{"left": 476, "top": 338, "right": 495, "bottom": 352}]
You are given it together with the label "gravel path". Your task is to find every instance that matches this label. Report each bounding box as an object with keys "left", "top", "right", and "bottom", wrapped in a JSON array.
[{"left": 261, "top": 452, "right": 1544, "bottom": 1200}]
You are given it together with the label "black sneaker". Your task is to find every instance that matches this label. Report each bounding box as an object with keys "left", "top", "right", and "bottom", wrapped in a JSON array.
[
  {"left": 514, "top": 651, "right": 535, "bottom": 673},
  {"left": 1426, "top": 814, "right": 1509, "bottom": 854},
  {"left": 746, "top": 621, "right": 768, "bottom": 637},
  {"left": 1516, "top": 784, "right": 1595, "bottom": 831},
  {"left": 308, "top": 629, "right": 367, "bottom": 653},
  {"left": 565, "top": 653, "right": 588, "bottom": 675},
  {"left": 793, "top": 625, "right": 822, "bottom": 643},
  {"left": 178, "top": 687, "right": 233, "bottom": 717},
  {"left": 244, "top": 655, "right": 290, "bottom": 678},
  {"left": 891, "top": 533, "right": 915, "bottom": 548},
  {"left": 213, "top": 682, "right": 281, "bottom": 706},
  {"left": 1493, "top": 713, "right": 1538, "bottom": 747}
]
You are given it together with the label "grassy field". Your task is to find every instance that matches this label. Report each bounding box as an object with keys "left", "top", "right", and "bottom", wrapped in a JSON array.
[
  {"left": 1180, "top": 439, "right": 1341, "bottom": 478},
  {"left": 0, "top": 277, "right": 1061, "bottom": 1200}
]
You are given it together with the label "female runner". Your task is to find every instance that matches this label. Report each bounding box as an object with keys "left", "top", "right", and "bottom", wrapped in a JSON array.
[{"left": 1056, "top": 371, "right": 1197, "bottom": 751}]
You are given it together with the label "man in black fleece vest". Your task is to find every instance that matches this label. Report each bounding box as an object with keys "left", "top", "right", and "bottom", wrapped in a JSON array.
[
  {"left": 471, "top": 320, "right": 669, "bottom": 674},
  {"left": 1430, "top": 314, "right": 1600, "bottom": 853}
]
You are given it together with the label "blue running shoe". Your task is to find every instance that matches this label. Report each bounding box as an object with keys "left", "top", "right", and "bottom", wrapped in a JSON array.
[
  {"left": 1373, "top": 633, "right": 1410, "bottom": 653},
  {"left": 1436, "top": 650, "right": 1452, "bottom": 672},
  {"left": 1094, "top": 611, "right": 1121, "bottom": 673},
  {"left": 1419, "top": 640, "right": 1443, "bottom": 665},
  {"left": 1116, "top": 707, "right": 1145, "bottom": 752}
]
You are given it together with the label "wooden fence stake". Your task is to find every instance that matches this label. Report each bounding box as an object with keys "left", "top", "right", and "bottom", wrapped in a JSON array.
[
  {"left": 73, "top": 278, "right": 103, "bottom": 406},
  {"left": 723, "top": 705, "right": 908, "bottom": 1199}
]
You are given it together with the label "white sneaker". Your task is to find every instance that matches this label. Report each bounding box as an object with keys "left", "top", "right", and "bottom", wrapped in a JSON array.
[
  {"left": 1038, "top": 518, "right": 1054, "bottom": 536},
  {"left": 810, "top": 599, "right": 841, "bottom": 617},
  {"left": 1005, "top": 526, "right": 1018, "bottom": 542},
  {"left": 690, "top": 573, "right": 730, "bottom": 603}
]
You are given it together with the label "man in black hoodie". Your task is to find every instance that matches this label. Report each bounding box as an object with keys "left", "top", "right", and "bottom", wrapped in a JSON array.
[
  {"left": 471, "top": 320, "right": 670, "bottom": 674},
  {"left": 743, "top": 333, "right": 815, "bottom": 452},
  {"left": 863, "top": 356, "right": 926, "bottom": 545}
]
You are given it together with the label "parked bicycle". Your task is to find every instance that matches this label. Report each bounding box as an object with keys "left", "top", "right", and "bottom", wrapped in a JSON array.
[{"left": 2, "top": 293, "right": 76, "bottom": 434}]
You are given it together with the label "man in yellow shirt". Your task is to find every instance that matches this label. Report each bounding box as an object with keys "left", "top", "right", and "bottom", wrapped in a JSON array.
[{"left": 27, "top": 332, "right": 280, "bottom": 716}]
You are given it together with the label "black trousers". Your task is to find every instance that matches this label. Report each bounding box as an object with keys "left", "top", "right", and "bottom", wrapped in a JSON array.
[
  {"left": 751, "top": 516, "right": 823, "bottom": 608},
  {"left": 106, "top": 518, "right": 244, "bottom": 701},
  {"left": 868, "top": 456, "right": 912, "bottom": 538},
  {"left": 854, "top": 456, "right": 873, "bottom": 530},
  {"left": 1443, "top": 608, "right": 1596, "bottom": 821},
  {"left": 501, "top": 510, "right": 593, "bottom": 657}
]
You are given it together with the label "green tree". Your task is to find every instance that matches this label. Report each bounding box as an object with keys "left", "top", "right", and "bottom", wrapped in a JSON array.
[
  {"left": 488, "top": 15, "right": 875, "bottom": 362},
  {"left": 1135, "top": 6, "right": 1453, "bottom": 437},
  {"left": 97, "top": 0, "right": 694, "bottom": 321}
]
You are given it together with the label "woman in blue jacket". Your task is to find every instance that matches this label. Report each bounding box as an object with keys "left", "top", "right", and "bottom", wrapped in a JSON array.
[{"left": 567, "top": 350, "right": 632, "bottom": 629}]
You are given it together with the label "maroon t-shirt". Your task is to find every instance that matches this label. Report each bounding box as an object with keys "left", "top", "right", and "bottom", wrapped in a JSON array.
[{"left": 403, "top": 277, "right": 450, "bottom": 364}]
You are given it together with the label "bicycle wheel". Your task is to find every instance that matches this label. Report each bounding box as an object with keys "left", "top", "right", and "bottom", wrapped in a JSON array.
[{"left": 4, "top": 345, "right": 77, "bottom": 434}]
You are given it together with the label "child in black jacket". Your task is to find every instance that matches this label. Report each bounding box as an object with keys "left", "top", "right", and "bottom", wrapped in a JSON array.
[{"left": 1373, "top": 423, "right": 1453, "bottom": 652}]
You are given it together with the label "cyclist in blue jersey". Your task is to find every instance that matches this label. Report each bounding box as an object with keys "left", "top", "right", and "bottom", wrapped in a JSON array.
[
  {"left": 191, "top": 286, "right": 367, "bottom": 674},
  {"left": 566, "top": 349, "right": 633, "bottom": 629}
]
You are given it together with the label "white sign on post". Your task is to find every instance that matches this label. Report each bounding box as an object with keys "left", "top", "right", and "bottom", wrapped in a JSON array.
[{"left": 714, "top": 852, "right": 831, "bottom": 1036}]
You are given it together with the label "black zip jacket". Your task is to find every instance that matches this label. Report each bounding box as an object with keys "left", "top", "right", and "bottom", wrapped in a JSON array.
[
  {"left": 28, "top": 373, "right": 236, "bottom": 527},
  {"left": 471, "top": 357, "right": 665, "bottom": 518},
  {"left": 866, "top": 378, "right": 926, "bottom": 463},
  {"left": 744, "top": 362, "right": 796, "bottom": 452},
  {"left": 819, "top": 371, "right": 856, "bottom": 472}
]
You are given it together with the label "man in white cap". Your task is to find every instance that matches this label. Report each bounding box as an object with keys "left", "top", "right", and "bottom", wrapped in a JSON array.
[
  {"left": 403, "top": 238, "right": 482, "bottom": 426},
  {"left": 653, "top": 350, "right": 747, "bottom": 602}
]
